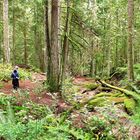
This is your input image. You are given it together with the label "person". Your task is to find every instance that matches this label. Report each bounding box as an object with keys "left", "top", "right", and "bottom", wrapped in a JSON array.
[{"left": 11, "top": 66, "right": 19, "bottom": 90}]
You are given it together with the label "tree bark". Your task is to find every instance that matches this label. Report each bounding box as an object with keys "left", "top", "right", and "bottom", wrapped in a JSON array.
[
  {"left": 61, "top": 0, "right": 70, "bottom": 87},
  {"left": 45, "top": 0, "right": 52, "bottom": 87},
  {"left": 23, "top": 29, "right": 27, "bottom": 65},
  {"left": 50, "top": 0, "right": 59, "bottom": 91},
  {"left": 115, "top": 9, "right": 119, "bottom": 68},
  {"left": 127, "top": 0, "right": 134, "bottom": 81},
  {"left": 3, "top": 0, "right": 10, "bottom": 63},
  {"left": 12, "top": 0, "right": 16, "bottom": 64},
  {"left": 90, "top": 40, "right": 94, "bottom": 77},
  {"left": 45, "top": 0, "right": 60, "bottom": 92},
  {"left": 34, "top": 4, "right": 45, "bottom": 72},
  {"left": 0, "top": 1, "right": 2, "bottom": 61}
]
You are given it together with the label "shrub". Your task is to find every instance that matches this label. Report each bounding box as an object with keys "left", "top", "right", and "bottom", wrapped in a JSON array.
[{"left": 0, "top": 64, "right": 32, "bottom": 81}]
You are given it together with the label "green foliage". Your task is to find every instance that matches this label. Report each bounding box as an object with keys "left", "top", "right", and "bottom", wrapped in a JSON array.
[
  {"left": 84, "top": 82, "right": 99, "bottom": 90},
  {"left": 88, "top": 97, "right": 107, "bottom": 107},
  {"left": 84, "top": 116, "right": 115, "bottom": 140},
  {"left": 0, "top": 101, "right": 94, "bottom": 140},
  {"left": 88, "top": 105, "right": 131, "bottom": 139},
  {"left": 124, "top": 98, "right": 136, "bottom": 114},
  {"left": 61, "top": 77, "right": 79, "bottom": 103},
  {"left": 116, "top": 64, "right": 140, "bottom": 84},
  {"left": 0, "top": 94, "right": 16, "bottom": 110},
  {"left": 134, "top": 64, "right": 140, "bottom": 81},
  {"left": 0, "top": 83, "right": 4, "bottom": 89},
  {"left": 131, "top": 105, "right": 140, "bottom": 125},
  {"left": 0, "top": 110, "right": 45, "bottom": 140},
  {"left": 0, "top": 64, "right": 32, "bottom": 81}
]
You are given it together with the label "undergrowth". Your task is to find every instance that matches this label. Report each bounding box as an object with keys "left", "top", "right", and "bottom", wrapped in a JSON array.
[
  {"left": 0, "top": 94, "right": 119, "bottom": 140},
  {"left": 0, "top": 64, "right": 32, "bottom": 81}
]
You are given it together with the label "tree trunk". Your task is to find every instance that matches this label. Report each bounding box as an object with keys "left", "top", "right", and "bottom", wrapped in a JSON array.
[
  {"left": 50, "top": 0, "right": 59, "bottom": 91},
  {"left": 115, "top": 9, "right": 119, "bottom": 68},
  {"left": 127, "top": 0, "right": 134, "bottom": 81},
  {"left": 12, "top": 0, "right": 16, "bottom": 64},
  {"left": 34, "top": 4, "right": 45, "bottom": 72},
  {"left": 90, "top": 40, "right": 94, "bottom": 77},
  {"left": 3, "top": 0, "right": 10, "bottom": 63},
  {"left": 45, "top": 0, "right": 51, "bottom": 85},
  {"left": 45, "top": 0, "right": 60, "bottom": 92},
  {"left": 23, "top": 29, "right": 27, "bottom": 65},
  {"left": 38, "top": 31, "right": 45, "bottom": 72},
  {"left": 107, "top": 41, "right": 111, "bottom": 77},
  {"left": 0, "top": 1, "right": 2, "bottom": 61},
  {"left": 61, "top": 0, "right": 70, "bottom": 87}
]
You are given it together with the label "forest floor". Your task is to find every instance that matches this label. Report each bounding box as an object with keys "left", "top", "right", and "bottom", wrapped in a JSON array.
[{"left": 0, "top": 73, "right": 140, "bottom": 139}]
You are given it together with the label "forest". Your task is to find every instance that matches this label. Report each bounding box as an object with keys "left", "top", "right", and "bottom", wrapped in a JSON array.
[{"left": 0, "top": 0, "right": 140, "bottom": 139}]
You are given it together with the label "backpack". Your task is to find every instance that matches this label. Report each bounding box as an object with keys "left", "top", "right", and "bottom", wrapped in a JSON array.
[{"left": 11, "top": 71, "right": 19, "bottom": 79}]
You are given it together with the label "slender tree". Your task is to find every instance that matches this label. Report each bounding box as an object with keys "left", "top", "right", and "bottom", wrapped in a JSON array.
[
  {"left": 127, "top": 0, "right": 134, "bottom": 81},
  {"left": 0, "top": 1, "right": 2, "bottom": 61},
  {"left": 61, "top": 0, "right": 70, "bottom": 87},
  {"left": 34, "top": 2, "right": 45, "bottom": 71},
  {"left": 23, "top": 28, "right": 28, "bottom": 65},
  {"left": 3, "top": 0, "right": 10, "bottom": 63},
  {"left": 50, "top": 0, "right": 59, "bottom": 91},
  {"left": 45, "top": 0, "right": 51, "bottom": 86},
  {"left": 12, "top": 0, "right": 16, "bottom": 64}
]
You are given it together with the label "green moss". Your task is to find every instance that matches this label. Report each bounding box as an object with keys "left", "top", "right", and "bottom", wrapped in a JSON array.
[
  {"left": 124, "top": 98, "right": 136, "bottom": 114},
  {"left": 95, "top": 92, "right": 111, "bottom": 97},
  {"left": 111, "top": 92, "right": 122, "bottom": 97},
  {"left": 0, "top": 83, "right": 4, "bottom": 89},
  {"left": 84, "top": 82, "right": 99, "bottom": 90},
  {"left": 109, "top": 97, "right": 127, "bottom": 103},
  {"left": 95, "top": 92, "right": 123, "bottom": 98},
  {"left": 88, "top": 97, "right": 108, "bottom": 107}
]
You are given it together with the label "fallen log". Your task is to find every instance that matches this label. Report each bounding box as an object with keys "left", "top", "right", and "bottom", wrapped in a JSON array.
[
  {"left": 61, "top": 80, "right": 140, "bottom": 122},
  {"left": 98, "top": 80, "right": 140, "bottom": 102}
]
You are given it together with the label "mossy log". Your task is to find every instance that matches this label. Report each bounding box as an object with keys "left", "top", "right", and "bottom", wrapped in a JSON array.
[
  {"left": 98, "top": 80, "right": 140, "bottom": 102},
  {"left": 84, "top": 83, "right": 99, "bottom": 90},
  {"left": 88, "top": 96, "right": 127, "bottom": 107},
  {"left": 88, "top": 97, "right": 107, "bottom": 106},
  {"left": 95, "top": 92, "right": 122, "bottom": 98},
  {"left": 124, "top": 98, "right": 136, "bottom": 114}
]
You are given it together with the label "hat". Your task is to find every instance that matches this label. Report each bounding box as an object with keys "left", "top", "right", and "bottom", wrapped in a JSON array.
[{"left": 15, "top": 66, "right": 19, "bottom": 70}]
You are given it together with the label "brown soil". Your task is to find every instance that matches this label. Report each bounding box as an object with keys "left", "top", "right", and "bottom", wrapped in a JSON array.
[{"left": 0, "top": 75, "right": 140, "bottom": 138}]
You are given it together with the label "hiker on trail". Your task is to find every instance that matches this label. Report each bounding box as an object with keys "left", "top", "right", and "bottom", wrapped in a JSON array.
[{"left": 11, "top": 66, "right": 19, "bottom": 90}]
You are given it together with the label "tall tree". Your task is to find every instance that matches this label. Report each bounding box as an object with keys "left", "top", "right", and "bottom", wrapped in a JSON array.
[
  {"left": 12, "top": 0, "right": 16, "bottom": 64},
  {"left": 50, "top": 0, "right": 59, "bottom": 91},
  {"left": 3, "top": 0, "right": 10, "bottom": 63},
  {"left": 45, "top": 0, "right": 60, "bottom": 92},
  {"left": 23, "top": 27, "right": 28, "bottom": 65},
  {"left": 127, "top": 0, "right": 134, "bottom": 81},
  {"left": 34, "top": 2, "right": 45, "bottom": 72},
  {"left": 45, "top": 0, "right": 51, "bottom": 75},
  {"left": 0, "top": 1, "right": 3, "bottom": 61}
]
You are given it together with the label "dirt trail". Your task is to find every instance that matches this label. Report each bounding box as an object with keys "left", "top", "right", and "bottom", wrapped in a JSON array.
[
  {"left": 0, "top": 73, "right": 71, "bottom": 108},
  {"left": 1, "top": 74, "right": 140, "bottom": 138},
  {"left": 0, "top": 73, "right": 53, "bottom": 105}
]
